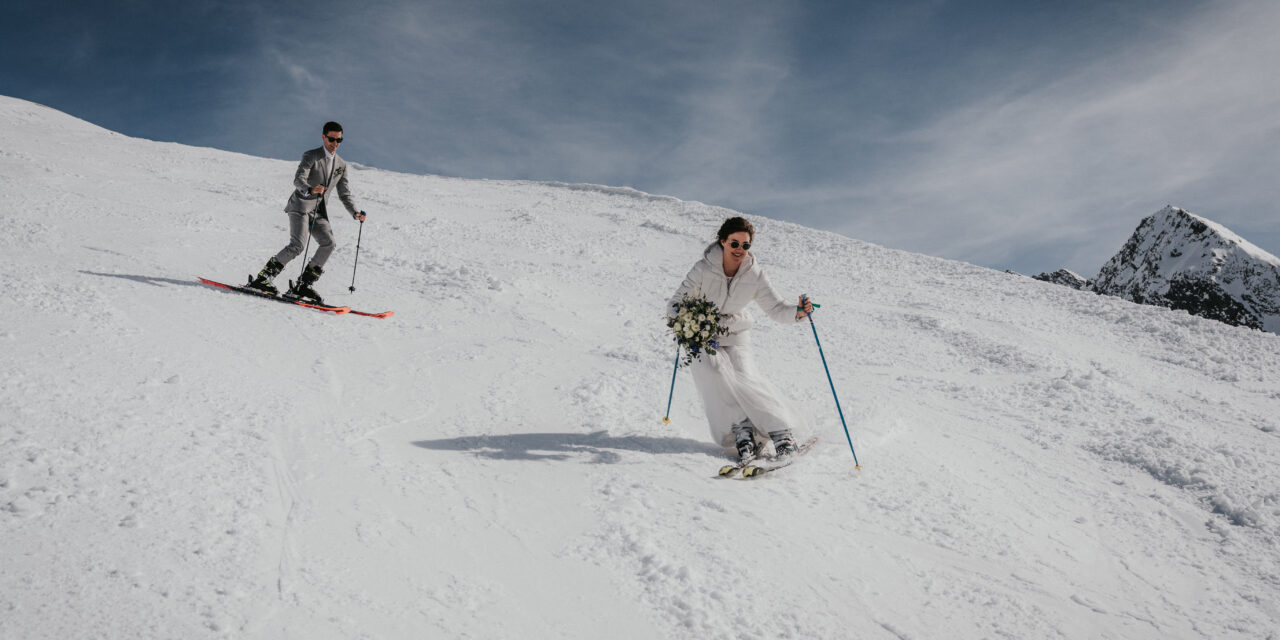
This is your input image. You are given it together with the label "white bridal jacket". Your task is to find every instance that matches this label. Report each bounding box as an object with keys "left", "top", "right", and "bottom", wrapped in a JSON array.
[{"left": 667, "top": 242, "right": 801, "bottom": 346}]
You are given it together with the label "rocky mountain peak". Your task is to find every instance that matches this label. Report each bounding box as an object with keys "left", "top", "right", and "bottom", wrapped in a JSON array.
[
  {"left": 1032, "top": 268, "right": 1089, "bottom": 290},
  {"left": 1090, "top": 206, "right": 1280, "bottom": 332}
]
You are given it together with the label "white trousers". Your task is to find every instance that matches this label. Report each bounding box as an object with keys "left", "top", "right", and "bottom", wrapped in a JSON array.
[{"left": 689, "top": 344, "right": 798, "bottom": 453}]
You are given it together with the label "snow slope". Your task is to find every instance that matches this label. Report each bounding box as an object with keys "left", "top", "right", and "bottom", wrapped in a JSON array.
[{"left": 2, "top": 96, "right": 1279, "bottom": 639}]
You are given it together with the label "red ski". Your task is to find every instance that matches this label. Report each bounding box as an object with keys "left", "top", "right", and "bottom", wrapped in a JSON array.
[
  {"left": 349, "top": 309, "right": 395, "bottom": 319},
  {"left": 197, "top": 278, "right": 350, "bottom": 315}
]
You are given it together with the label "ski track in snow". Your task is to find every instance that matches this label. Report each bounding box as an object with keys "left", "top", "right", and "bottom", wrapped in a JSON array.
[{"left": 2, "top": 96, "right": 1280, "bottom": 639}]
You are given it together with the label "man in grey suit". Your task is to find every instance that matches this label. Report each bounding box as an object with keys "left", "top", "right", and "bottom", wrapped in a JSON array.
[{"left": 247, "top": 121, "right": 367, "bottom": 303}]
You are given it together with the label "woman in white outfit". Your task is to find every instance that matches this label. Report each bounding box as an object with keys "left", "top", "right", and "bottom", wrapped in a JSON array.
[{"left": 668, "top": 217, "right": 814, "bottom": 462}]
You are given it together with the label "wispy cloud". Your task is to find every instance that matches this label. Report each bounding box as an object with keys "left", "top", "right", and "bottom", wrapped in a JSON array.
[
  {"left": 270, "top": 49, "right": 323, "bottom": 92},
  {"left": 790, "top": 1, "right": 1280, "bottom": 272},
  {"left": 88, "top": 0, "right": 1280, "bottom": 276}
]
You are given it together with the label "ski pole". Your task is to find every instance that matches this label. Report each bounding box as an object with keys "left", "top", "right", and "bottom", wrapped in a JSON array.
[
  {"left": 297, "top": 214, "right": 315, "bottom": 281},
  {"left": 661, "top": 347, "right": 679, "bottom": 424},
  {"left": 800, "top": 294, "right": 861, "bottom": 470},
  {"left": 348, "top": 214, "right": 365, "bottom": 292}
]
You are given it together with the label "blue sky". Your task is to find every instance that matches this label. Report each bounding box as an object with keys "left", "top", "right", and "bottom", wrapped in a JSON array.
[{"left": 5, "top": 0, "right": 1279, "bottom": 275}]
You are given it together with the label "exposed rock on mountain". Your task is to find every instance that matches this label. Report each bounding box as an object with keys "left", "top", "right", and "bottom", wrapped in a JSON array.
[
  {"left": 1091, "top": 206, "right": 1280, "bottom": 333},
  {"left": 1033, "top": 269, "right": 1089, "bottom": 290}
]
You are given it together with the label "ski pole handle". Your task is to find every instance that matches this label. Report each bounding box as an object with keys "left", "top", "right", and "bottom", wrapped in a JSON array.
[{"left": 797, "top": 293, "right": 820, "bottom": 313}]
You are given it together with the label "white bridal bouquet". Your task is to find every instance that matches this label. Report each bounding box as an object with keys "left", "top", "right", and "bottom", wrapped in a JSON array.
[{"left": 667, "top": 294, "right": 730, "bottom": 366}]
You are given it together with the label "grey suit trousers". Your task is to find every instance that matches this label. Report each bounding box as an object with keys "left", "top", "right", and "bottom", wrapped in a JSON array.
[{"left": 274, "top": 212, "right": 335, "bottom": 269}]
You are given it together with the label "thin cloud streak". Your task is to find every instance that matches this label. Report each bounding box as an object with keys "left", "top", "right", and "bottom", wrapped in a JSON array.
[
  {"left": 219, "top": 1, "right": 804, "bottom": 190},
  {"left": 789, "top": 1, "right": 1280, "bottom": 273},
  {"left": 200, "top": 1, "right": 1280, "bottom": 275},
  {"left": 10, "top": 1, "right": 1275, "bottom": 277}
]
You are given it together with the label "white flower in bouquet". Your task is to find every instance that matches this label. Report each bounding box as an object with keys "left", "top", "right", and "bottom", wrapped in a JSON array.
[{"left": 666, "top": 294, "right": 730, "bottom": 366}]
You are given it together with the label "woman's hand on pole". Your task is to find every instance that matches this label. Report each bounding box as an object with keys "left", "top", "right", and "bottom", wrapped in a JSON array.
[{"left": 796, "top": 294, "right": 815, "bottom": 320}]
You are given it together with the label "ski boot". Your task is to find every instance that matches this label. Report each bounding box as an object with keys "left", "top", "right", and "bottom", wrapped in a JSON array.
[
  {"left": 769, "top": 429, "right": 797, "bottom": 461},
  {"left": 732, "top": 422, "right": 757, "bottom": 463},
  {"left": 246, "top": 257, "right": 284, "bottom": 295},
  {"left": 287, "top": 264, "right": 325, "bottom": 305}
]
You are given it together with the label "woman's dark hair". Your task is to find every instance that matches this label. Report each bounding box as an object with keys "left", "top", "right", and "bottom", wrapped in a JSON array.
[{"left": 716, "top": 216, "right": 755, "bottom": 243}]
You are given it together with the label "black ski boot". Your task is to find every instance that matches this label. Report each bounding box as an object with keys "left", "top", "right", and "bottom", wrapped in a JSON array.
[
  {"left": 246, "top": 257, "right": 284, "bottom": 295},
  {"left": 769, "top": 429, "right": 797, "bottom": 460},
  {"left": 732, "top": 422, "right": 757, "bottom": 463},
  {"left": 288, "top": 264, "right": 325, "bottom": 305}
]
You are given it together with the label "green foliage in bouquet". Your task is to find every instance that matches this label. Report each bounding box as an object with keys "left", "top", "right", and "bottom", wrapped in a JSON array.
[{"left": 667, "top": 295, "right": 730, "bottom": 366}]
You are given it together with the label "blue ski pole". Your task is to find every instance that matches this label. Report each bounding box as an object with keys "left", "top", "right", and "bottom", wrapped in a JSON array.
[
  {"left": 800, "top": 294, "right": 861, "bottom": 470},
  {"left": 662, "top": 347, "right": 679, "bottom": 424}
]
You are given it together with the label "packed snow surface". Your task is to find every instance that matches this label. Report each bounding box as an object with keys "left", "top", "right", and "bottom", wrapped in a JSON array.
[{"left": 2, "top": 96, "right": 1279, "bottom": 639}]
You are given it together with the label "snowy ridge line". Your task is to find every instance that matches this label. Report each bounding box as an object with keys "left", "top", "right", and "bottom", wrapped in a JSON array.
[{"left": 1188, "top": 210, "right": 1280, "bottom": 266}]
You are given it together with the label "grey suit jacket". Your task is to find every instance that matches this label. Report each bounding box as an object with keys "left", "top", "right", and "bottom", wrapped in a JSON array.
[{"left": 284, "top": 147, "right": 360, "bottom": 218}]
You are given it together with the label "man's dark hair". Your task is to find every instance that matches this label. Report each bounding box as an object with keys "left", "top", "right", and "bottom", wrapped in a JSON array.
[
  {"left": 717, "top": 216, "right": 755, "bottom": 243},
  {"left": 323, "top": 121, "right": 343, "bottom": 135}
]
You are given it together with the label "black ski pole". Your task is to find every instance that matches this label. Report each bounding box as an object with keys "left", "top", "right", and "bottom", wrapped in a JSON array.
[
  {"left": 349, "top": 213, "right": 366, "bottom": 292},
  {"left": 297, "top": 214, "right": 315, "bottom": 282},
  {"left": 298, "top": 184, "right": 327, "bottom": 282}
]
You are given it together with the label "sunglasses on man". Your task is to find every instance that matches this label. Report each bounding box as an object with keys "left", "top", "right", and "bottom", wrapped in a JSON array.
[{"left": 325, "top": 135, "right": 343, "bottom": 144}]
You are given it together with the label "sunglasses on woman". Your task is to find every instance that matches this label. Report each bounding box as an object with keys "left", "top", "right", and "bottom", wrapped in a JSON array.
[{"left": 728, "top": 240, "right": 751, "bottom": 250}]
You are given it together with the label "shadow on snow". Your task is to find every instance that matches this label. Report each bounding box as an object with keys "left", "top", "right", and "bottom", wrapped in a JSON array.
[
  {"left": 80, "top": 270, "right": 208, "bottom": 288},
  {"left": 413, "top": 431, "right": 724, "bottom": 464}
]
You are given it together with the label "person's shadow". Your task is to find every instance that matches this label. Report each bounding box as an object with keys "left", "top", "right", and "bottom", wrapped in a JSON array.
[
  {"left": 79, "top": 271, "right": 207, "bottom": 289},
  {"left": 413, "top": 431, "right": 723, "bottom": 464}
]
